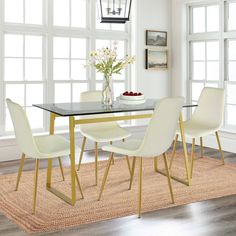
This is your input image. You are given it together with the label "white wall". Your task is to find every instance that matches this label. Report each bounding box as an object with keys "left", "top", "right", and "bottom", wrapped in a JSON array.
[{"left": 134, "top": 0, "right": 171, "bottom": 99}]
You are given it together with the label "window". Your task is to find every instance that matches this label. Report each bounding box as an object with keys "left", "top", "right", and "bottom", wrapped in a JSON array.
[
  {"left": 0, "top": 0, "right": 131, "bottom": 136},
  {"left": 188, "top": 1, "right": 236, "bottom": 132}
]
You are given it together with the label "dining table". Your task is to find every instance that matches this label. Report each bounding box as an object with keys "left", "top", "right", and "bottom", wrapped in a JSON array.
[{"left": 34, "top": 99, "right": 197, "bottom": 206}]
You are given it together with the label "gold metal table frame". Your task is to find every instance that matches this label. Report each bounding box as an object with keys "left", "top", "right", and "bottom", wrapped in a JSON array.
[{"left": 46, "top": 112, "right": 191, "bottom": 206}]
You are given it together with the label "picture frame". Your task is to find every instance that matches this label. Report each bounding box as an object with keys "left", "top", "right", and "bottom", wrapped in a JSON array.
[
  {"left": 145, "top": 49, "right": 168, "bottom": 70},
  {"left": 146, "top": 30, "right": 167, "bottom": 47}
]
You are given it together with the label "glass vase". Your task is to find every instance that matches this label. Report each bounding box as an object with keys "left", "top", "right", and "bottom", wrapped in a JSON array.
[{"left": 102, "top": 75, "right": 113, "bottom": 106}]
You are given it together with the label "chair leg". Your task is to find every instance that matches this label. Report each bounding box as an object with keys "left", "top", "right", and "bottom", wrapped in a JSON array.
[
  {"left": 126, "top": 156, "right": 132, "bottom": 176},
  {"left": 15, "top": 153, "right": 25, "bottom": 191},
  {"left": 190, "top": 138, "right": 195, "bottom": 179},
  {"left": 138, "top": 157, "right": 143, "bottom": 218},
  {"left": 200, "top": 137, "right": 203, "bottom": 158},
  {"left": 75, "top": 170, "right": 84, "bottom": 199},
  {"left": 215, "top": 131, "right": 225, "bottom": 165},
  {"left": 163, "top": 153, "right": 174, "bottom": 204},
  {"left": 154, "top": 157, "right": 158, "bottom": 172},
  {"left": 129, "top": 157, "right": 136, "bottom": 190},
  {"left": 110, "top": 141, "right": 114, "bottom": 165},
  {"left": 77, "top": 137, "right": 86, "bottom": 171},
  {"left": 95, "top": 142, "right": 98, "bottom": 185},
  {"left": 98, "top": 152, "right": 114, "bottom": 201},
  {"left": 169, "top": 134, "right": 178, "bottom": 170},
  {"left": 33, "top": 159, "right": 39, "bottom": 214},
  {"left": 58, "top": 157, "right": 65, "bottom": 181}
]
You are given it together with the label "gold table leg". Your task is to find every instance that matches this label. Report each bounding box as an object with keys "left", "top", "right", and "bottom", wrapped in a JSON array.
[
  {"left": 77, "top": 137, "right": 86, "bottom": 171},
  {"left": 46, "top": 113, "right": 77, "bottom": 205}
]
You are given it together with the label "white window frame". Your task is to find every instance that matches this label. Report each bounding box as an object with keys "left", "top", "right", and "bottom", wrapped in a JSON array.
[
  {"left": 0, "top": 0, "right": 132, "bottom": 137},
  {"left": 187, "top": 0, "right": 236, "bottom": 132}
]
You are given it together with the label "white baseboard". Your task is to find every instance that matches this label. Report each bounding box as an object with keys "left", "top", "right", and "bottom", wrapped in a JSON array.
[{"left": 0, "top": 126, "right": 236, "bottom": 162}]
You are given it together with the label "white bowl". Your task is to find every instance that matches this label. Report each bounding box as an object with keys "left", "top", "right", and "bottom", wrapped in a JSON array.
[
  {"left": 120, "top": 93, "right": 145, "bottom": 101},
  {"left": 118, "top": 98, "right": 146, "bottom": 105}
]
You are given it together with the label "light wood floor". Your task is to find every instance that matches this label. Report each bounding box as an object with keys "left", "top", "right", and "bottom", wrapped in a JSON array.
[{"left": 1, "top": 142, "right": 236, "bottom": 236}]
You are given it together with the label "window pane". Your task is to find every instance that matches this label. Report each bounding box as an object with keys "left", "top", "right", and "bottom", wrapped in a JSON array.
[
  {"left": 4, "top": 0, "right": 23, "bottom": 23},
  {"left": 96, "top": 83, "right": 102, "bottom": 90},
  {"left": 71, "top": 60, "right": 86, "bottom": 80},
  {"left": 71, "top": 38, "right": 86, "bottom": 58},
  {"left": 55, "top": 83, "right": 71, "bottom": 103},
  {"left": 71, "top": 0, "right": 86, "bottom": 28},
  {"left": 229, "top": 62, "right": 236, "bottom": 81},
  {"left": 5, "top": 34, "right": 23, "bottom": 57},
  {"left": 207, "top": 5, "right": 219, "bottom": 32},
  {"left": 113, "top": 70, "right": 125, "bottom": 80},
  {"left": 205, "top": 83, "right": 218, "bottom": 88},
  {"left": 227, "top": 84, "right": 236, "bottom": 104},
  {"left": 53, "top": 0, "right": 69, "bottom": 26},
  {"left": 72, "top": 83, "right": 88, "bottom": 102},
  {"left": 25, "top": 0, "right": 42, "bottom": 24},
  {"left": 227, "top": 105, "right": 236, "bottom": 125},
  {"left": 193, "top": 62, "right": 205, "bottom": 80},
  {"left": 25, "top": 59, "right": 42, "bottom": 81},
  {"left": 116, "top": 41, "right": 125, "bottom": 59},
  {"left": 193, "top": 7, "right": 205, "bottom": 33},
  {"left": 4, "top": 58, "right": 23, "bottom": 81},
  {"left": 229, "top": 41, "right": 236, "bottom": 61},
  {"left": 192, "top": 83, "right": 204, "bottom": 101},
  {"left": 96, "top": 73, "right": 103, "bottom": 80},
  {"left": 26, "top": 84, "right": 43, "bottom": 106},
  {"left": 5, "top": 109, "right": 14, "bottom": 131},
  {"left": 114, "top": 83, "right": 125, "bottom": 99},
  {"left": 111, "top": 24, "right": 125, "bottom": 31},
  {"left": 53, "top": 37, "right": 69, "bottom": 58},
  {"left": 53, "top": 59, "right": 70, "bottom": 80},
  {"left": 26, "top": 107, "right": 43, "bottom": 129},
  {"left": 5, "top": 84, "right": 24, "bottom": 105},
  {"left": 228, "top": 3, "right": 236, "bottom": 30},
  {"left": 192, "top": 42, "right": 205, "bottom": 61},
  {"left": 25, "top": 35, "right": 42, "bottom": 58},
  {"left": 96, "top": 40, "right": 110, "bottom": 49},
  {"left": 207, "top": 41, "right": 219, "bottom": 60},
  {"left": 207, "top": 62, "right": 219, "bottom": 80}
]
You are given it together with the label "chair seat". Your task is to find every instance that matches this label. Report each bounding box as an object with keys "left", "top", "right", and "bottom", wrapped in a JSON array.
[
  {"left": 102, "top": 139, "right": 142, "bottom": 156},
  {"left": 177, "top": 120, "right": 219, "bottom": 138},
  {"left": 80, "top": 126, "right": 131, "bottom": 142},
  {"left": 34, "top": 135, "right": 80, "bottom": 159}
]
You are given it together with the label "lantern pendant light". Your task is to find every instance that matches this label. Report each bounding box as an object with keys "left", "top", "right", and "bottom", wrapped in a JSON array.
[{"left": 98, "top": 0, "right": 132, "bottom": 24}]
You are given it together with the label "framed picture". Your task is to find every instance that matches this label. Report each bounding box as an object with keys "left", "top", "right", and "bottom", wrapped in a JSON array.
[
  {"left": 145, "top": 49, "right": 168, "bottom": 70},
  {"left": 146, "top": 30, "right": 167, "bottom": 47}
]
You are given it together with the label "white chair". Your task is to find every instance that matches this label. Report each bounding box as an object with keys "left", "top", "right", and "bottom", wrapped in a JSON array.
[
  {"left": 97, "top": 97, "right": 184, "bottom": 217},
  {"left": 77, "top": 91, "right": 132, "bottom": 185},
  {"left": 170, "top": 87, "right": 225, "bottom": 178},
  {"left": 6, "top": 99, "right": 84, "bottom": 214}
]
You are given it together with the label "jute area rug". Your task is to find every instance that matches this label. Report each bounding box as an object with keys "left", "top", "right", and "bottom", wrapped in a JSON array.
[{"left": 1, "top": 152, "right": 236, "bottom": 234}]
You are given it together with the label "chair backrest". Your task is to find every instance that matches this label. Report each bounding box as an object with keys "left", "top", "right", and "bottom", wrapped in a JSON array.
[
  {"left": 79, "top": 91, "right": 117, "bottom": 131},
  {"left": 136, "top": 97, "right": 184, "bottom": 157},
  {"left": 80, "top": 90, "right": 102, "bottom": 102},
  {"left": 6, "top": 99, "right": 39, "bottom": 158},
  {"left": 191, "top": 87, "right": 225, "bottom": 129}
]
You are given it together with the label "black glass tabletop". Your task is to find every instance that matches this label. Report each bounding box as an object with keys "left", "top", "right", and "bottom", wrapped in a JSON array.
[{"left": 33, "top": 99, "right": 196, "bottom": 117}]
